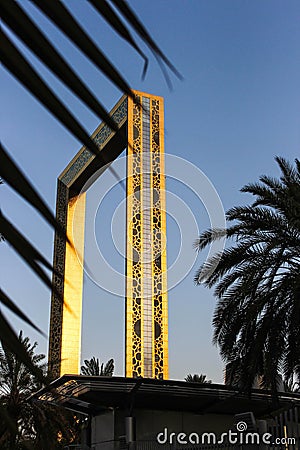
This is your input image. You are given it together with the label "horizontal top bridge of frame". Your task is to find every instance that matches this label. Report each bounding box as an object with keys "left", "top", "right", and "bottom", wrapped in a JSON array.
[
  {"left": 59, "top": 94, "right": 128, "bottom": 193},
  {"left": 58, "top": 90, "right": 164, "bottom": 195}
]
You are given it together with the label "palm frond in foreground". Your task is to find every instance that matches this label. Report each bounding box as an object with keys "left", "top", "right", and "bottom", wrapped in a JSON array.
[{"left": 185, "top": 373, "right": 212, "bottom": 384}]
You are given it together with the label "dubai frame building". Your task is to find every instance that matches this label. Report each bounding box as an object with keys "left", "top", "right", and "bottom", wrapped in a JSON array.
[{"left": 48, "top": 91, "right": 168, "bottom": 380}]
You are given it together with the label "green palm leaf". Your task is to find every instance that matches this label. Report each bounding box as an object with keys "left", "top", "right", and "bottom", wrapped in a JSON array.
[
  {"left": 81, "top": 356, "right": 114, "bottom": 376},
  {"left": 1, "top": 0, "right": 178, "bottom": 362},
  {"left": 195, "top": 157, "right": 300, "bottom": 397}
]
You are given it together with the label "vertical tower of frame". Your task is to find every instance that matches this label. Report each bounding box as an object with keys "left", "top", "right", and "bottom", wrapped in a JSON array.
[
  {"left": 48, "top": 94, "right": 128, "bottom": 379},
  {"left": 48, "top": 91, "right": 168, "bottom": 380},
  {"left": 126, "top": 91, "right": 168, "bottom": 379}
]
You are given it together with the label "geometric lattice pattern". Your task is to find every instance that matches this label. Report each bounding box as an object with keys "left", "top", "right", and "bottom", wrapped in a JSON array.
[
  {"left": 48, "top": 90, "right": 168, "bottom": 380},
  {"left": 126, "top": 91, "right": 168, "bottom": 379}
]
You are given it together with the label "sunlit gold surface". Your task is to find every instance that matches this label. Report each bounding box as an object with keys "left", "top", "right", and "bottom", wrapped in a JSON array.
[{"left": 60, "top": 193, "right": 85, "bottom": 375}]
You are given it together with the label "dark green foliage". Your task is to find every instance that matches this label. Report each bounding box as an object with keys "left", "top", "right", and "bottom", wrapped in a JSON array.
[
  {"left": 185, "top": 373, "right": 212, "bottom": 384},
  {"left": 81, "top": 356, "right": 114, "bottom": 376},
  {"left": 0, "top": 332, "right": 81, "bottom": 449},
  {"left": 195, "top": 157, "right": 300, "bottom": 396}
]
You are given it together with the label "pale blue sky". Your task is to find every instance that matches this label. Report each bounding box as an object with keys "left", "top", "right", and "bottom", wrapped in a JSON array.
[{"left": 1, "top": 0, "right": 299, "bottom": 382}]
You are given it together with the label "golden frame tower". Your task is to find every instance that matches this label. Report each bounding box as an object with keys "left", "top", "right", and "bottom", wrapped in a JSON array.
[{"left": 48, "top": 91, "right": 168, "bottom": 379}]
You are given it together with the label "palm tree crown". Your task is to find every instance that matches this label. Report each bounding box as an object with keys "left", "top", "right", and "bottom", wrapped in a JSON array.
[
  {"left": 185, "top": 373, "right": 212, "bottom": 384},
  {"left": 81, "top": 357, "right": 114, "bottom": 377},
  {"left": 195, "top": 157, "right": 300, "bottom": 395}
]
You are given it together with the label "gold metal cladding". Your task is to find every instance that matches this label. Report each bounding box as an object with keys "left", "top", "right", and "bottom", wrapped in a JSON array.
[
  {"left": 126, "top": 93, "right": 143, "bottom": 377},
  {"left": 60, "top": 193, "right": 85, "bottom": 375},
  {"left": 125, "top": 91, "right": 168, "bottom": 379},
  {"left": 49, "top": 90, "right": 168, "bottom": 380}
]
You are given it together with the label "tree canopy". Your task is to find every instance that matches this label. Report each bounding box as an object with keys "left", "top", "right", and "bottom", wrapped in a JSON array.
[
  {"left": 0, "top": 332, "right": 80, "bottom": 449},
  {"left": 195, "top": 157, "right": 300, "bottom": 396},
  {"left": 81, "top": 356, "right": 114, "bottom": 376}
]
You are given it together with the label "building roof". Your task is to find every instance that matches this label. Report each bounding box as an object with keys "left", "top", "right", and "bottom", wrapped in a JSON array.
[{"left": 33, "top": 375, "right": 300, "bottom": 417}]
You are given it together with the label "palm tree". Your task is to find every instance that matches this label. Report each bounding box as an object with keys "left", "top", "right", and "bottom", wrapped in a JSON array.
[
  {"left": 194, "top": 157, "right": 300, "bottom": 397},
  {"left": 185, "top": 374, "right": 212, "bottom": 384},
  {"left": 81, "top": 356, "right": 114, "bottom": 376},
  {"left": 0, "top": 332, "right": 43, "bottom": 448},
  {"left": 0, "top": 332, "right": 80, "bottom": 449}
]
